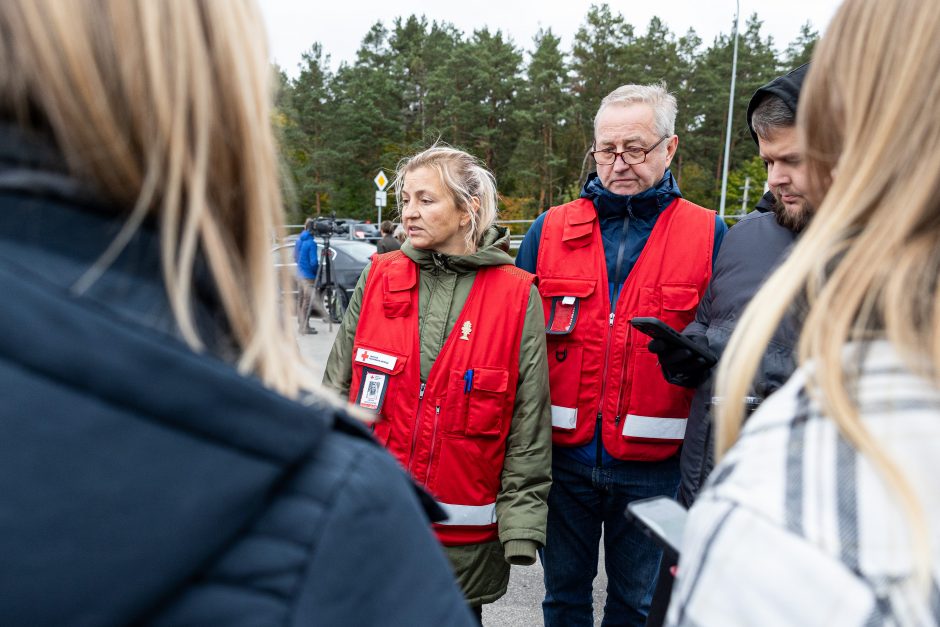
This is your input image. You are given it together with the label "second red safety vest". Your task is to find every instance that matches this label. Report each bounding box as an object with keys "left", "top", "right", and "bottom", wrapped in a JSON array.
[
  {"left": 536, "top": 197, "right": 715, "bottom": 461},
  {"left": 349, "top": 251, "right": 534, "bottom": 545}
]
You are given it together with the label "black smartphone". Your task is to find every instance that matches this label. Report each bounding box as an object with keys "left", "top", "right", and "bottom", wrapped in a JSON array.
[
  {"left": 629, "top": 316, "right": 718, "bottom": 367},
  {"left": 625, "top": 496, "right": 689, "bottom": 561}
]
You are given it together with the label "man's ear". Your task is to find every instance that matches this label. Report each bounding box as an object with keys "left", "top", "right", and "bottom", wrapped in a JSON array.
[{"left": 664, "top": 135, "right": 679, "bottom": 168}]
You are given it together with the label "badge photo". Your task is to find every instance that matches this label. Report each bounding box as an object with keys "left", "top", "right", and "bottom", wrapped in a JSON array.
[{"left": 355, "top": 366, "right": 389, "bottom": 413}]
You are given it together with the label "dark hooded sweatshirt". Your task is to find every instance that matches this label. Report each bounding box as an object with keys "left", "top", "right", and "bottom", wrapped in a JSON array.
[{"left": 677, "top": 62, "right": 810, "bottom": 505}]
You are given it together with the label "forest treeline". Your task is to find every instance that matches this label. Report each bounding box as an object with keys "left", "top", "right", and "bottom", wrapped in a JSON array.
[{"left": 274, "top": 3, "right": 817, "bottom": 224}]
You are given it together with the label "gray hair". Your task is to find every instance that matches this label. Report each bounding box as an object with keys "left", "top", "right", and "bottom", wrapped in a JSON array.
[
  {"left": 394, "top": 144, "right": 498, "bottom": 252},
  {"left": 594, "top": 83, "right": 677, "bottom": 138},
  {"left": 750, "top": 94, "right": 796, "bottom": 140}
]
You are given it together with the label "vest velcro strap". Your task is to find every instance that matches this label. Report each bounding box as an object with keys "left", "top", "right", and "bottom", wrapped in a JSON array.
[
  {"left": 620, "top": 414, "right": 687, "bottom": 440},
  {"left": 551, "top": 405, "right": 578, "bottom": 429},
  {"left": 435, "top": 501, "right": 497, "bottom": 526}
]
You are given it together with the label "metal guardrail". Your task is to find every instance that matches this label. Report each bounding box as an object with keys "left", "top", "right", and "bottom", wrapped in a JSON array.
[{"left": 284, "top": 219, "right": 536, "bottom": 249}]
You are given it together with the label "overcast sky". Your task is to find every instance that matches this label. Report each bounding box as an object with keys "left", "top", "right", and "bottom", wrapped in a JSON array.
[{"left": 259, "top": 1, "right": 843, "bottom": 78}]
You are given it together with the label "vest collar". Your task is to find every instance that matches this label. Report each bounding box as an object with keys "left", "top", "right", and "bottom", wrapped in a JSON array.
[{"left": 580, "top": 170, "right": 681, "bottom": 221}]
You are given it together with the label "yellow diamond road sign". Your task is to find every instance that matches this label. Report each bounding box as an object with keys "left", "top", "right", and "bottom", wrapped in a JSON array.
[{"left": 374, "top": 170, "right": 389, "bottom": 191}]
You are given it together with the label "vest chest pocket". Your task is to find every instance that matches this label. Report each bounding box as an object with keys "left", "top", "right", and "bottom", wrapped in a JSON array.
[
  {"left": 539, "top": 278, "right": 596, "bottom": 336},
  {"left": 661, "top": 283, "right": 700, "bottom": 318},
  {"left": 443, "top": 367, "right": 509, "bottom": 437},
  {"left": 352, "top": 345, "right": 407, "bottom": 419},
  {"left": 382, "top": 265, "right": 416, "bottom": 318}
]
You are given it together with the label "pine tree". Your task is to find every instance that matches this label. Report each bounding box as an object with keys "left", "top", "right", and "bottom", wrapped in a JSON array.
[{"left": 507, "top": 28, "right": 573, "bottom": 213}]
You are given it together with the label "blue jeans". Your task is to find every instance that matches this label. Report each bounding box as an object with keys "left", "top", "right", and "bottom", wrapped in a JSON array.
[{"left": 542, "top": 453, "right": 680, "bottom": 627}]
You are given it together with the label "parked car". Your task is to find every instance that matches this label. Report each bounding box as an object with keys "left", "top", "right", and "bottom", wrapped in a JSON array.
[
  {"left": 272, "top": 236, "right": 373, "bottom": 324},
  {"left": 346, "top": 221, "right": 381, "bottom": 244}
]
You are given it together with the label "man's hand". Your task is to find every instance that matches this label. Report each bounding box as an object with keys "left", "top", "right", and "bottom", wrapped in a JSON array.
[{"left": 648, "top": 335, "right": 713, "bottom": 388}]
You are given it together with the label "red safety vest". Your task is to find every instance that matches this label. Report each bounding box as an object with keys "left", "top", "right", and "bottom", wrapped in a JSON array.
[
  {"left": 536, "top": 197, "right": 715, "bottom": 461},
  {"left": 349, "top": 251, "right": 534, "bottom": 545}
]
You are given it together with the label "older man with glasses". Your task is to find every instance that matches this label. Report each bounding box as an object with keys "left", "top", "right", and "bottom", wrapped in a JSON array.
[{"left": 516, "top": 83, "right": 726, "bottom": 626}]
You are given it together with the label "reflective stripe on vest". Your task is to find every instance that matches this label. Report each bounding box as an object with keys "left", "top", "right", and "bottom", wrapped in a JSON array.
[
  {"left": 621, "top": 414, "right": 687, "bottom": 440},
  {"left": 436, "top": 501, "right": 497, "bottom": 526},
  {"left": 551, "top": 405, "right": 577, "bottom": 430}
]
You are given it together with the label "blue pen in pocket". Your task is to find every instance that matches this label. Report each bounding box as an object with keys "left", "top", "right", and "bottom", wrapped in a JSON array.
[{"left": 463, "top": 369, "right": 474, "bottom": 393}]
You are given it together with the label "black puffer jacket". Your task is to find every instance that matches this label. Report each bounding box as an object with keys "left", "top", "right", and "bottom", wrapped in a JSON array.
[
  {"left": 0, "top": 125, "right": 473, "bottom": 626},
  {"left": 677, "top": 192, "right": 798, "bottom": 506}
]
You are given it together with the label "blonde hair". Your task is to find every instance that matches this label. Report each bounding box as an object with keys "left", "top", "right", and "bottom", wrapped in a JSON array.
[
  {"left": 0, "top": 0, "right": 314, "bottom": 398},
  {"left": 715, "top": 0, "right": 938, "bottom": 581},
  {"left": 393, "top": 144, "right": 498, "bottom": 253}
]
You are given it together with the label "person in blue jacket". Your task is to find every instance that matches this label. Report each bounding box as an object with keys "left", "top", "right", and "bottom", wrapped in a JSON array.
[
  {"left": 296, "top": 218, "right": 322, "bottom": 334},
  {"left": 0, "top": 2, "right": 474, "bottom": 625}
]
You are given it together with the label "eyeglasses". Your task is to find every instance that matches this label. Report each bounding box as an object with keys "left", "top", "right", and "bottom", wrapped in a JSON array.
[{"left": 591, "top": 135, "right": 670, "bottom": 166}]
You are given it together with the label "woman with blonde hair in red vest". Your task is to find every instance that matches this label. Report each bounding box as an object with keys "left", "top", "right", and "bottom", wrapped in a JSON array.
[{"left": 324, "top": 144, "right": 552, "bottom": 621}]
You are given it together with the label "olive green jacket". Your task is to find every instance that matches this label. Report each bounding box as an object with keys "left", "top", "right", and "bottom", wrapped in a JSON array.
[{"left": 322, "top": 226, "right": 552, "bottom": 605}]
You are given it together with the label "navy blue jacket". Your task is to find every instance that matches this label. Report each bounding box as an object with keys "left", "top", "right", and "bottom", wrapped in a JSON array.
[
  {"left": 516, "top": 171, "right": 726, "bottom": 466},
  {"left": 296, "top": 230, "right": 319, "bottom": 280},
  {"left": 0, "top": 125, "right": 473, "bottom": 626}
]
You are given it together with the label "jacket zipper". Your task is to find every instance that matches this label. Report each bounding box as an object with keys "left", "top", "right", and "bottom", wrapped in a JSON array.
[
  {"left": 424, "top": 404, "right": 441, "bottom": 485},
  {"left": 409, "top": 383, "right": 427, "bottom": 473},
  {"left": 595, "top": 210, "right": 631, "bottom": 465}
]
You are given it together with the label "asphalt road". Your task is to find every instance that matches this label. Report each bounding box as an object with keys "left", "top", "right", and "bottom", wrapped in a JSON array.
[{"left": 297, "top": 317, "right": 609, "bottom": 626}]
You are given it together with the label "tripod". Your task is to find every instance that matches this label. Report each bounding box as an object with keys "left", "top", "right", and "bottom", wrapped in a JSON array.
[{"left": 315, "top": 222, "right": 337, "bottom": 333}]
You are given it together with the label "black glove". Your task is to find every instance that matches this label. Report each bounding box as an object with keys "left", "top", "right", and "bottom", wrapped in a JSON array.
[{"left": 648, "top": 335, "right": 713, "bottom": 388}]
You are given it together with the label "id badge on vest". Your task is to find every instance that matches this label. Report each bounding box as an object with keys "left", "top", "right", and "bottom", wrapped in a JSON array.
[
  {"left": 355, "top": 367, "right": 389, "bottom": 413},
  {"left": 546, "top": 296, "right": 580, "bottom": 334}
]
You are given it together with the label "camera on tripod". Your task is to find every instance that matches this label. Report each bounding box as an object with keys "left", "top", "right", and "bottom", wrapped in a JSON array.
[{"left": 314, "top": 216, "right": 339, "bottom": 237}]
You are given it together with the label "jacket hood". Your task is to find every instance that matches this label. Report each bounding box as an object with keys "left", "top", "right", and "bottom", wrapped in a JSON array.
[
  {"left": 746, "top": 63, "right": 809, "bottom": 145},
  {"left": 580, "top": 170, "right": 682, "bottom": 221},
  {"left": 402, "top": 224, "right": 514, "bottom": 273},
  {"left": 755, "top": 190, "right": 777, "bottom": 213}
]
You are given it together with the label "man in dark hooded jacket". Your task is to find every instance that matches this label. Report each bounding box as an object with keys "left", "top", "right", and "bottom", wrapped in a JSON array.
[{"left": 645, "top": 63, "right": 813, "bottom": 626}]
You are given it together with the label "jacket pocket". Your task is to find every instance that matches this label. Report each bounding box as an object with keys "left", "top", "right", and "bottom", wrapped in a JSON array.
[
  {"left": 546, "top": 339, "right": 583, "bottom": 430},
  {"left": 659, "top": 283, "right": 701, "bottom": 331},
  {"left": 443, "top": 367, "right": 509, "bottom": 438},
  {"left": 383, "top": 269, "right": 415, "bottom": 317},
  {"left": 621, "top": 348, "right": 690, "bottom": 441},
  {"left": 465, "top": 367, "right": 509, "bottom": 437},
  {"left": 661, "top": 283, "right": 699, "bottom": 312}
]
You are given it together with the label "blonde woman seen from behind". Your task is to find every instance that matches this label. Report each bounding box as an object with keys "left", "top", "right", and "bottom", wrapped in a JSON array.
[
  {"left": 668, "top": 0, "right": 940, "bottom": 625},
  {"left": 0, "top": 2, "right": 474, "bottom": 624}
]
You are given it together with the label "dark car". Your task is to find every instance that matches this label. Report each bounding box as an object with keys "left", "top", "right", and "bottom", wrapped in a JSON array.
[
  {"left": 272, "top": 235, "right": 374, "bottom": 324},
  {"left": 316, "top": 238, "right": 375, "bottom": 321}
]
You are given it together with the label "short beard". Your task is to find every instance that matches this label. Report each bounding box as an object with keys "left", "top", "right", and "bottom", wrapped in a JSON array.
[{"left": 773, "top": 195, "right": 814, "bottom": 233}]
